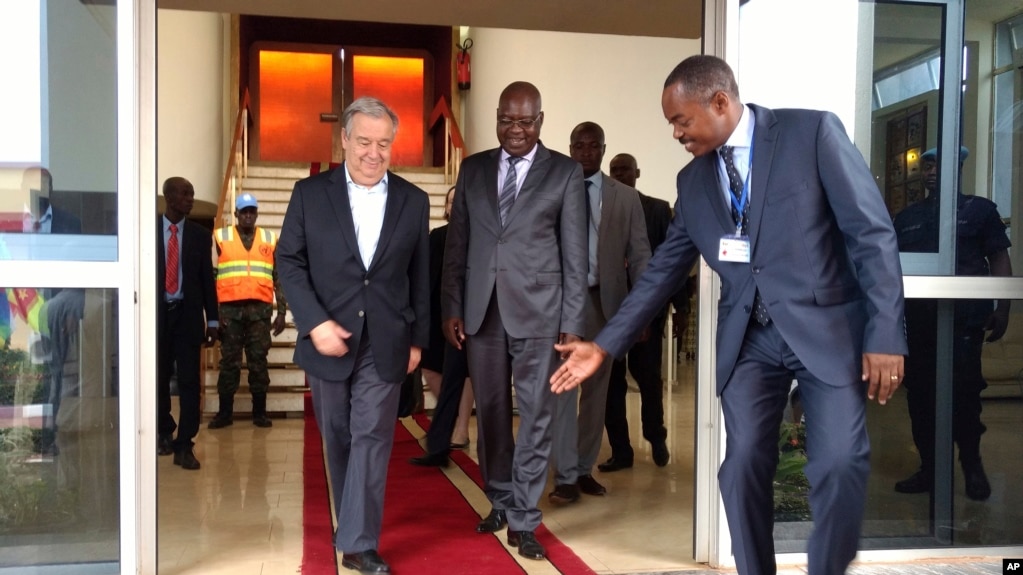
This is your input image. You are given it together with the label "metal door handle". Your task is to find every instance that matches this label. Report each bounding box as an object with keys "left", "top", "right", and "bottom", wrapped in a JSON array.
[{"left": 319, "top": 113, "right": 339, "bottom": 122}]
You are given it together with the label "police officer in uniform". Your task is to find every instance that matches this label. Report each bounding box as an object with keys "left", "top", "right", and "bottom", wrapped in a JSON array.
[
  {"left": 209, "top": 193, "right": 288, "bottom": 428},
  {"left": 892, "top": 146, "right": 1010, "bottom": 501}
]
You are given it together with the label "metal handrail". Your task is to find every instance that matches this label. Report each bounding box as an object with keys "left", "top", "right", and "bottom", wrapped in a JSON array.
[
  {"left": 428, "top": 96, "right": 465, "bottom": 184},
  {"left": 216, "top": 89, "right": 251, "bottom": 229}
]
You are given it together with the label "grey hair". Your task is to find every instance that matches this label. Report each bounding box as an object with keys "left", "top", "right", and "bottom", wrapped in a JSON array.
[
  {"left": 663, "top": 55, "right": 740, "bottom": 104},
  {"left": 342, "top": 96, "right": 400, "bottom": 135}
]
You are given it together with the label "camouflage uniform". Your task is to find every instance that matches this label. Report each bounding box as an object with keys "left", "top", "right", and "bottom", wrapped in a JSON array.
[
  {"left": 217, "top": 299, "right": 275, "bottom": 396},
  {"left": 211, "top": 226, "right": 287, "bottom": 427}
]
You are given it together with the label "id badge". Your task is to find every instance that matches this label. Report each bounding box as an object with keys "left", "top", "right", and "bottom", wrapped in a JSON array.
[{"left": 719, "top": 234, "right": 750, "bottom": 263}]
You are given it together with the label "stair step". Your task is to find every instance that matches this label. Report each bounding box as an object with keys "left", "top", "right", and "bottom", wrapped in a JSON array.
[
  {"left": 267, "top": 346, "right": 295, "bottom": 364},
  {"left": 205, "top": 367, "right": 306, "bottom": 388},
  {"left": 242, "top": 177, "right": 300, "bottom": 191},
  {"left": 203, "top": 391, "right": 306, "bottom": 415}
]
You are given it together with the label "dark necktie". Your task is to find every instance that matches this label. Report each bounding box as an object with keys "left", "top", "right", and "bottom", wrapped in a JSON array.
[
  {"left": 719, "top": 145, "right": 744, "bottom": 230},
  {"left": 499, "top": 156, "right": 523, "bottom": 226},
  {"left": 166, "top": 223, "right": 180, "bottom": 295},
  {"left": 721, "top": 146, "right": 770, "bottom": 325}
]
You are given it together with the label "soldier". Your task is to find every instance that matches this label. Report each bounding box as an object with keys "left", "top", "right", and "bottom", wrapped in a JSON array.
[{"left": 208, "top": 193, "right": 288, "bottom": 428}]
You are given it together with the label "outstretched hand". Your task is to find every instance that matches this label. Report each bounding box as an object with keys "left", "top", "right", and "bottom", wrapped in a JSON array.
[{"left": 550, "top": 340, "right": 607, "bottom": 394}]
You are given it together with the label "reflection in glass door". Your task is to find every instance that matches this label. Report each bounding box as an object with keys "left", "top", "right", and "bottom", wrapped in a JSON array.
[{"left": 0, "top": 1, "right": 131, "bottom": 572}]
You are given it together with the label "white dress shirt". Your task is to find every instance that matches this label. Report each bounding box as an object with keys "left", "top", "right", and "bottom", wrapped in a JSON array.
[{"left": 345, "top": 164, "right": 388, "bottom": 268}]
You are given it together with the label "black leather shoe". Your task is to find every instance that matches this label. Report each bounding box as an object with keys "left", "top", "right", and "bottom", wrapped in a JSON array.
[
  {"left": 548, "top": 483, "right": 581, "bottom": 504},
  {"left": 173, "top": 447, "right": 201, "bottom": 470},
  {"left": 157, "top": 434, "right": 174, "bottom": 456},
  {"left": 597, "top": 457, "right": 633, "bottom": 472},
  {"left": 207, "top": 414, "right": 233, "bottom": 429},
  {"left": 341, "top": 549, "right": 391, "bottom": 573},
  {"left": 252, "top": 414, "right": 273, "bottom": 428},
  {"left": 508, "top": 530, "right": 546, "bottom": 560},
  {"left": 577, "top": 474, "right": 607, "bottom": 496},
  {"left": 963, "top": 460, "right": 991, "bottom": 501},
  {"left": 409, "top": 452, "right": 449, "bottom": 468},
  {"left": 894, "top": 469, "right": 932, "bottom": 494},
  {"left": 476, "top": 509, "right": 507, "bottom": 533},
  {"left": 652, "top": 440, "right": 670, "bottom": 467}
]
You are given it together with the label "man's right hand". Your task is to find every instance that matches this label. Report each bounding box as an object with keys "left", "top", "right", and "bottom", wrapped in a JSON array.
[
  {"left": 550, "top": 341, "right": 607, "bottom": 394},
  {"left": 443, "top": 318, "right": 466, "bottom": 350},
  {"left": 310, "top": 320, "right": 352, "bottom": 357}
]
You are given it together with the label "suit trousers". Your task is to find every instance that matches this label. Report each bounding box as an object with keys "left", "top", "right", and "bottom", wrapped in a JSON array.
[
  {"left": 423, "top": 341, "right": 470, "bottom": 456},
  {"left": 552, "top": 286, "right": 612, "bottom": 483},
  {"left": 466, "top": 293, "right": 558, "bottom": 532},
  {"left": 719, "top": 321, "right": 869, "bottom": 575},
  {"left": 158, "top": 304, "right": 202, "bottom": 450},
  {"left": 307, "top": 334, "right": 402, "bottom": 553},
  {"left": 605, "top": 312, "right": 668, "bottom": 461}
]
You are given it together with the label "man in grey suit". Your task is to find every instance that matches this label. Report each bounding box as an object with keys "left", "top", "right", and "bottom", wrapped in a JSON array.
[
  {"left": 548, "top": 122, "right": 650, "bottom": 504},
  {"left": 552, "top": 56, "right": 907, "bottom": 575},
  {"left": 277, "top": 97, "right": 430, "bottom": 575},
  {"left": 442, "top": 81, "right": 587, "bottom": 561}
]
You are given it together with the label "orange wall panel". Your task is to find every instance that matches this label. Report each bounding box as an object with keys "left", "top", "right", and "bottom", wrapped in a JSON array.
[
  {"left": 259, "top": 51, "right": 333, "bottom": 162},
  {"left": 352, "top": 56, "right": 424, "bottom": 166}
]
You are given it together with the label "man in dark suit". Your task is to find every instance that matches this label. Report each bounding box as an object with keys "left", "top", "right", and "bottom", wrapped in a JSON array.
[
  {"left": 21, "top": 167, "right": 85, "bottom": 456},
  {"left": 548, "top": 123, "right": 650, "bottom": 504},
  {"left": 158, "top": 176, "right": 219, "bottom": 470},
  {"left": 409, "top": 186, "right": 476, "bottom": 468},
  {"left": 599, "top": 153, "right": 678, "bottom": 471},
  {"left": 552, "top": 56, "right": 907, "bottom": 575},
  {"left": 277, "top": 97, "right": 429, "bottom": 575},
  {"left": 442, "top": 81, "right": 587, "bottom": 560}
]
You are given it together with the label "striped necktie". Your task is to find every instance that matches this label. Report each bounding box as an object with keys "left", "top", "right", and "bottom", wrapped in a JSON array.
[{"left": 498, "top": 156, "right": 523, "bottom": 226}]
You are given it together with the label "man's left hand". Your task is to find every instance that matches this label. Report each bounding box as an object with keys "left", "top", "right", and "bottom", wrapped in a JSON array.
[
  {"left": 204, "top": 326, "right": 219, "bottom": 347},
  {"left": 862, "top": 352, "right": 904, "bottom": 405},
  {"left": 272, "top": 313, "right": 287, "bottom": 336},
  {"left": 407, "top": 346, "right": 422, "bottom": 374}
]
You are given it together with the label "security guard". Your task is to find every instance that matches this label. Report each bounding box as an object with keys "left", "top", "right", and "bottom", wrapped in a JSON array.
[{"left": 209, "top": 193, "right": 288, "bottom": 428}]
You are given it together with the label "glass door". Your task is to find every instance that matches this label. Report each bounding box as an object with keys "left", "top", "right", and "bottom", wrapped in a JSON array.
[{"left": 0, "top": 0, "right": 144, "bottom": 572}]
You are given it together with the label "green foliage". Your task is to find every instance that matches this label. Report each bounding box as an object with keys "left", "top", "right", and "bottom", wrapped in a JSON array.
[
  {"left": 0, "top": 346, "right": 47, "bottom": 406},
  {"left": 0, "top": 428, "right": 77, "bottom": 531},
  {"left": 774, "top": 421, "right": 811, "bottom": 522}
]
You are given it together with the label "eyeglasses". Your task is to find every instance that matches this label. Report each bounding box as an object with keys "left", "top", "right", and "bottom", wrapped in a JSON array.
[{"left": 497, "top": 113, "right": 542, "bottom": 129}]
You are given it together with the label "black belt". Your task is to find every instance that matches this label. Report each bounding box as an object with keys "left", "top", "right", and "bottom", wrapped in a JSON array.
[{"left": 166, "top": 299, "right": 183, "bottom": 312}]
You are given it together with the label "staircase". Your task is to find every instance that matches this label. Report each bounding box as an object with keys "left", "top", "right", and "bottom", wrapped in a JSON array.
[{"left": 203, "top": 161, "right": 453, "bottom": 416}]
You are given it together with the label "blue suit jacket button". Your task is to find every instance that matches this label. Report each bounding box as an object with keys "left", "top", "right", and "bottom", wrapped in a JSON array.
[{"left": 743, "top": 305, "right": 751, "bottom": 313}]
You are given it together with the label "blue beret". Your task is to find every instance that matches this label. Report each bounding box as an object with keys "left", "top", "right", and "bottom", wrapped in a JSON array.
[
  {"left": 236, "top": 193, "right": 258, "bottom": 210},
  {"left": 921, "top": 146, "right": 969, "bottom": 164}
]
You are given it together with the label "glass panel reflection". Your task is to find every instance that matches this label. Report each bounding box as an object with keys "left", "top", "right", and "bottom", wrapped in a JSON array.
[
  {"left": 866, "top": 297, "right": 1023, "bottom": 548},
  {"left": 0, "top": 1, "right": 117, "bottom": 262},
  {"left": 0, "top": 288, "right": 118, "bottom": 571}
]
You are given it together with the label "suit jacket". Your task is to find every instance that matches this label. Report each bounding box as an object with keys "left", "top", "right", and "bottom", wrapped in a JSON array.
[
  {"left": 50, "top": 205, "right": 82, "bottom": 234},
  {"left": 442, "top": 142, "right": 588, "bottom": 339},
  {"left": 593, "top": 174, "right": 650, "bottom": 325},
  {"left": 156, "top": 215, "right": 218, "bottom": 345},
  {"left": 595, "top": 105, "right": 907, "bottom": 391},
  {"left": 276, "top": 166, "right": 430, "bottom": 384}
]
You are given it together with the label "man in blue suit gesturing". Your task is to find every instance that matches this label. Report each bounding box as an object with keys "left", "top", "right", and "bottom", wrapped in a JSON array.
[{"left": 551, "top": 55, "right": 907, "bottom": 575}]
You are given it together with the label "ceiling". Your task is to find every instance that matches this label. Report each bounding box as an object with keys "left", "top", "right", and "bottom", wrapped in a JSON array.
[{"left": 157, "top": 0, "right": 704, "bottom": 39}]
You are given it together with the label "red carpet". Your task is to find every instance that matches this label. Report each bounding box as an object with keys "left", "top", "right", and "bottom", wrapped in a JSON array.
[
  {"left": 412, "top": 414, "right": 597, "bottom": 575},
  {"left": 301, "top": 394, "right": 596, "bottom": 574},
  {"left": 301, "top": 394, "right": 337, "bottom": 574}
]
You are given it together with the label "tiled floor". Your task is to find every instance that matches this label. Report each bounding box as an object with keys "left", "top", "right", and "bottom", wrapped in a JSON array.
[
  {"left": 154, "top": 356, "right": 1021, "bottom": 575},
  {"left": 156, "top": 361, "right": 703, "bottom": 575}
]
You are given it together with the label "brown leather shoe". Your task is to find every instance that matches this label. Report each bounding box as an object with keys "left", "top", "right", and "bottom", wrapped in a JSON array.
[
  {"left": 577, "top": 474, "right": 606, "bottom": 496},
  {"left": 548, "top": 483, "right": 581, "bottom": 504}
]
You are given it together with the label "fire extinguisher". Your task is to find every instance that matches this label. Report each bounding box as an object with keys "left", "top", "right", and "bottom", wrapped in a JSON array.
[{"left": 456, "top": 38, "right": 473, "bottom": 90}]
